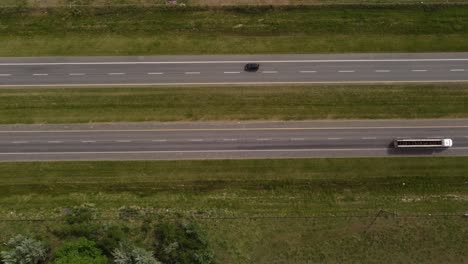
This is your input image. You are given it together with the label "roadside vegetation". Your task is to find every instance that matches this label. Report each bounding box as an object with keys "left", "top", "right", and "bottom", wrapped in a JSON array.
[
  {"left": 0, "top": 85, "right": 466, "bottom": 123},
  {"left": 1, "top": 5, "right": 468, "bottom": 56},
  {"left": 2, "top": 0, "right": 468, "bottom": 7},
  {"left": 0, "top": 157, "right": 466, "bottom": 263},
  {"left": 0, "top": 208, "right": 213, "bottom": 264}
]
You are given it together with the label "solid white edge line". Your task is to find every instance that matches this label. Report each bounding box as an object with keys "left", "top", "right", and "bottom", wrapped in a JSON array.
[
  {"left": 0, "top": 148, "right": 389, "bottom": 155},
  {"left": 0, "top": 125, "right": 467, "bottom": 133},
  {"left": 3, "top": 58, "right": 468, "bottom": 66},
  {"left": 4, "top": 80, "right": 468, "bottom": 88},
  {"left": 1, "top": 147, "right": 467, "bottom": 155}
]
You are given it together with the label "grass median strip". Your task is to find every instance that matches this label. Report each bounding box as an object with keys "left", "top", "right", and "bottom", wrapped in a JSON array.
[
  {"left": 0, "top": 157, "right": 466, "bottom": 262},
  {"left": 0, "top": 85, "right": 466, "bottom": 123},
  {"left": 1, "top": 5, "right": 468, "bottom": 56}
]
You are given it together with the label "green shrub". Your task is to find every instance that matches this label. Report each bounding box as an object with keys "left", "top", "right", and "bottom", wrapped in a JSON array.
[
  {"left": 52, "top": 204, "right": 100, "bottom": 239},
  {"left": 96, "top": 225, "right": 128, "bottom": 256},
  {"left": 118, "top": 206, "right": 142, "bottom": 221},
  {"left": 112, "top": 242, "right": 161, "bottom": 264},
  {"left": 65, "top": 204, "right": 98, "bottom": 224},
  {"left": 0, "top": 235, "right": 48, "bottom": 264},
  {"left": 52, "top": 237, "right": 107, "bottom": 264},
  {"left": 51, "top": 223, "right": 100, "bottom": 240},
  {"left": 154, "top": 220, "right": 215, "bottom": 264}
]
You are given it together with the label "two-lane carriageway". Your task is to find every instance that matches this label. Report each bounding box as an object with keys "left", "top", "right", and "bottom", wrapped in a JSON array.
[
  {"left": 0, "top": 119, "right": 467, "bottom": 161},
  {"left": 2, "top": 53, "right": 468, "bottom": 87}
]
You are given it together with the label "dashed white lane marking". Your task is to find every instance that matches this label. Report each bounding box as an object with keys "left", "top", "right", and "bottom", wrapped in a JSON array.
[
  {"left": 12, "top": 141, "right": 28, "bottom": 144},
  {"left": 152, "top": 139, "right": 167, "bottom": 142},
  {"left": 4, "top": 58, "right": 468, "bottom": 66},
  {"left": 362, "top": 137, "right": 377, "bottom": 140},
  {"left": 262, "top": 71, "right": 278, "bottom": 74},
  {"left": 185, "top": 72, "right": 200, "bottom": 74},
  {"left": 257, "top": 138, "right": 272, "bottom": 141},
  {"left": 465, "top": 136, "right": 468, "bottom": 138},
  {"left": 33, "top": 73, "right": 48, "bottom": 76},
  {"left": 375, "top": 70, "right": 390, "bottom": 73},
  {"left": 224, "top": 71, "right": 240, "bottom": 74},
  {"left": 147, "top": 72, "right": 164, "bottom": 75},
  {"left": 223, "top": 139, "right": 238, "bottom": 141},
  {"left": 327, "top": 137, "right": 342, "bottom": 140},
  {"left": 0, "top": 74, "right": 11, "bottom": 76},
  {"left": 300, "top": 71, "right": 317, "bottom": 73},
  {"left": 108, "top": 73, "right": 126, "bottom": 75},
  {"left": 116, "top": 140, "right": 132, "bottom": 143},
  {"left": 189, "top": 139, "right": 203, "bottom": 142},
  {"left": 81, "top": 140, "right": 96, "bottom": 143},
  {"left": 338, "top": 70, "right": 355, "bottom": 73},
  {"left": 291, "top": 138, "right": 305, "bottom": 141},
  {"left": 450, "top": 69, "right": 465, "bottom": 72},
  {"left": 69, "top": 73, "right": 85, "bottom": 76},
  {"left": 47, "top": 141, "right": 62, "bottom": 143},
  {"left": 412, "top": 70, "right": 428, "bottom": 72}
]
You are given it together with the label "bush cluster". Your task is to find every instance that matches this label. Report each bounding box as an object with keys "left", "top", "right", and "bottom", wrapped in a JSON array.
[{"left": 1, "top": 205, "right": 215, "bottom": 264}]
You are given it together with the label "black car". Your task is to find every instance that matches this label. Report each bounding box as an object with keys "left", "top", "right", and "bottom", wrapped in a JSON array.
[{"left": 244, "top": 63, "right": 260, "bottom": 72}]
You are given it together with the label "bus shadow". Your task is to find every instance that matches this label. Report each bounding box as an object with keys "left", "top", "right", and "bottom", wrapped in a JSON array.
[{"left": 386, "top": 142, "right": 449, "bottom": 156}]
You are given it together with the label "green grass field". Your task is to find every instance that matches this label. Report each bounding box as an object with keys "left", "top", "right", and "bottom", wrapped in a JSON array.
[
  {"left": 0, "top": 157, "right": 467, "bottom": 263},
  {"left": 2, "top": 0, "right": 468, "bottom": 7},
  {"left": 0, "top": 85, "right": 466, "bottom": 124},
  {"left": 1, "top": 5, "right": 468, "bottom": 56}
]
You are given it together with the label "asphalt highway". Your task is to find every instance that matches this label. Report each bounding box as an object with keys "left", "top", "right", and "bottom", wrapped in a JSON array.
[
  {"left": 1, "top": 53, "right": 468, "bottom": 87},
  {"left": 0, "top": 119, "right": 466, "bottom": 161}
]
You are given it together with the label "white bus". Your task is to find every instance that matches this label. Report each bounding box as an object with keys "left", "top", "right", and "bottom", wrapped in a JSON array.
[{"left": 393, "top": 138, "right": 453, "bottom": 148}]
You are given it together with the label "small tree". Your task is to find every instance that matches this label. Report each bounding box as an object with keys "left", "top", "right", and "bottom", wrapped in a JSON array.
[
  {"left": 52, "top": 237, "right": 107, "bottom": 264},
  {"left": 112, "top": 242, "right": 161, "bottom": 264},
  {"left": 0, "top": 235, "right": 48, "bottom": 264}
]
